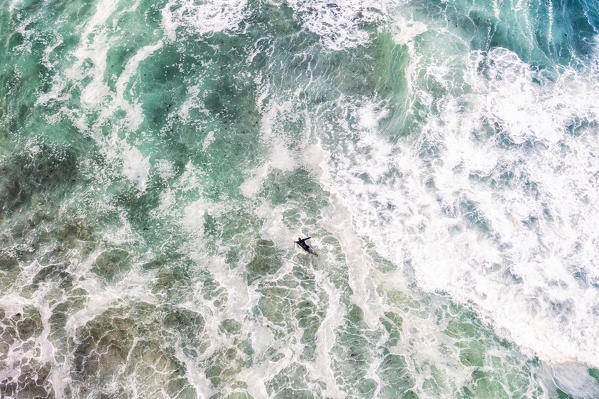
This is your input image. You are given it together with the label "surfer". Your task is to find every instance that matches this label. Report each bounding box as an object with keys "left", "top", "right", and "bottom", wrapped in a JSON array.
[{"left": 295, "top": 236, "right": 318, "bottom": 256}]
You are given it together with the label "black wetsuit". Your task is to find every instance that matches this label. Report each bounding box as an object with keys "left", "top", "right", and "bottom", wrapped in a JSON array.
[{"left": 295, "top": 237, "right": 316, "bottom": 255}]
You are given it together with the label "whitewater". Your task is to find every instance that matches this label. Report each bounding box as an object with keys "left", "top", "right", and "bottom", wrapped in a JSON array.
[{"left": 1, "top": 0, "right": 599, "bottom": 398}]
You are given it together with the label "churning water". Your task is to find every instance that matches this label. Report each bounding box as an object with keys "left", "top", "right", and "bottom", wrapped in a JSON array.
[{"left": 1, "top": 0, "right": 599, "bottom": 397}]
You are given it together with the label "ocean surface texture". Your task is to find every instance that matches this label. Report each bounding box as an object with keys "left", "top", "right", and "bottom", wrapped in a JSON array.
[{"left": 1, "top": 0, "right": 599, "bottom": 398}]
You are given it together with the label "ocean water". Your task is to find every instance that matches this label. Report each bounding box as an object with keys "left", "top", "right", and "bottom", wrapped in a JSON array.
[{"left": 1, "top": 0, "right": 599, "bottom": 397}]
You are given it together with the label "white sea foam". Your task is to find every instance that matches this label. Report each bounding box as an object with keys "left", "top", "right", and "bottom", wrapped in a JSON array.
[
  {"left": 240, "top": 163, "right": 270, "bottom": 199},
  {"left": 310, "top": 276, "right": 345, "bottom": 397},
  {"left": 284, "top": 0, "right": 395, "bottom": 50},
  {"left": 8, "top": 0, "right": 599, "bottom": 395},
  {"left": 173, "top": 342, "right": 212, "bottom": 399},
  {"left": 12, "top": 16, "right": 34, "bottom": 54},
  {"left": 202, "top": 131, "right": 216, "bottom": 151},
  {"left": 182, "top": 198, "right": 222, "bottom": 237},
  {"left": 121, "top": 146, "right": 150, "bottom": 191},
  {"left": 35, "top": 0, "right": 166, "bottom": 192},
  {"left": 314, "top": 45, "right": 599, "bottom": 367},
  {"left": 154, "top": 159, "right": 176, "bottom": 180},
  {"left": 162, "top": 0, "right": 248, "bottom": 40},
  {"left": 550, "top": 362, "right": 599, "bottom": 398},
  {"left": 256, "top": 201, "right": 295, "bottom": 249},
  {"left": 114, "top": 40, "right": 163, "bottom": 130},
  {"left": 546, "top": 0, "right": 554, "bottom": 43},
  {"left": 241, "top": 102, "right": 297, "bottom": 198},
  {"left": 391, "top": 17, "right": 427, "bottom": 47},
  {"left": 8, "top": 0, "right": 23, "bottom": 14},
  {"left": 323, "top": 191, "right": 386, "bottom": 329},
  {"left": 67, "top": 0, "right": 119, "bottom": 107}
]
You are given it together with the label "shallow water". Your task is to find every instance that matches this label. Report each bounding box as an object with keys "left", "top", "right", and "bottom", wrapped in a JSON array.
[{"left": 1, "top": 0, "right": 599, "bottom": 398}]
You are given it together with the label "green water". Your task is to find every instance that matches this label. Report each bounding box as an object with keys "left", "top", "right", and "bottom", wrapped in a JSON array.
[{"left": 1, "top": 0, "right": 599, "bottom": 398}]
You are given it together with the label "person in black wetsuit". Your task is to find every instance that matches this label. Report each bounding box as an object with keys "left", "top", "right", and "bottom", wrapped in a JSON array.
[{"left": 295, "top": 237, "right": 318, "bottom": 256}]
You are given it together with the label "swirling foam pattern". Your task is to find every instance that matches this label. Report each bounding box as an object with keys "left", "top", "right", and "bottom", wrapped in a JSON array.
[{"left": 1, "top": 0, "right": 599, "bottom": 398}]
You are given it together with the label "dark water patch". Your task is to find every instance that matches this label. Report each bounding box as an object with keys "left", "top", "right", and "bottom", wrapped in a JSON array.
[
  {"left": 0, "top": 306, "right": 52, "bottom": 399},
  {"left": 370, "top": 33, "right": 413, "bottom": 138},
  {"left": 0, "top": 145, "right": 79, "bottom": 217},
  {"left": 298, "top": 37, "right": 384, "bottom": 99},
  {"left": 468, "top": 160, "right": 536, "bottom": 195},
  {"left": 56, "top": 218, "right": 95, "bottom": 248},
  {"left": 246, "top": 239, "right": 282, "bottom": 284},
  {"left": 131, "top": 36, "right": 265, "bottom": 198},
  {"left": 378, "top": 353, "right": 416, "bottom": 399},
  {"left": 556, "top": 387, "right": 575, "bottom": 399},
  {"left": 0, "top": 202, "right": 100, "bottom": 292},
  {"left": 254, "top": 263, "right": 328, "bottom": 364},
  {"left": 142, "top": 253, "right": 176, "bottom": 271},
  {"left": 219, "top": 318, "right": 241, "bottom": 335},
  {"left": 164, "top": 305, "right": 206, "bottom": 357},
  {"left": 72, "top": 315, "right": 134, "bottom": 383},
  {"left": 295, "top": 298, "right": 323, "bottom": 360},
  {"left": 152, "top": 263, "right": 194, "bottom": 303},
  {"left": 136, "top": 34, "right": 261, "bottom": 133},
  {"left": 0, "top": 306, "right": 43, "bottom": 343},
  {"left": 236, "top": 5, "right": 396, "bottom": 130},
  {"left": 136, "top": 44, "right": 193, "bottom": 130},
  {"left": 0, "top": 361, "right": 54, "bottom": 399},
  {"left": 49, "top": 295, "right": 87, "bottom": 354},
  {"left": 0, "top": 66, "right": 35, "bottom": 137},
  {"left": 144, "top": 252, "right": 215, "bottom": 309},
  {"left": 203, "top": 208, "right": 260, "bottom": 261},
  {"left": 203, "top": 76, "right": 254, "bottom": 125},
  {"left": 0, "top": 251, "right": 18, "bottom": 272},
  {"left": 293, "top": 267, "right": 326, "bottom": 360},
  {"left": 380, "top": 311, "right": 402, "bottom": 346},
  {"left": 70, "top": 303, "right": 197, "bottom": 398},
  {"left": 196, "top": 269, "right": 228, "bottom": 309},
  {"left": 417, "top": 0, "right": 598, "bottom": 69},
  {"left": 266, "top": 363, "right": 325, "bottom": 399},
  {"left": 202, "top": 340, "right": 253, "bottom": 392},
  {"left": 91, "top": 248, "right": 130, "bottom": 282},
  {"left": 245, "top": 1, "right": 302, "bottom": 39},
  {"left": 332, "top": 305, "right": 380, "bottom": 397},
  {"left": 565, "top": 116, "right": 598, "bottom": 138},
  {"left": 372, "top": 299, "right": 417, "bottom": 398},
  {"left": 255, "top": 285, "right": 294, "bottom": 329},
  {"left": 102, "top": 0, "right": 165, "bottom": 91},
  {"left": 112, "top": 182, "right": 162, "bottom": 234},
  {"left": 32, "top": 262, "right": 74, "bottom": 290},
  {"left": 258, "top": 169, "right": 329, "bottom": 221},
  {"left": 8, "top": 211, "right": 94, "bottom": 259},
  {"left": 0, "top": 0, "right": 94, "bottom": 140},
  {"left": 432, "top": 301, "right": 546, "bottom": 397},
  {"left": 139, "top": 0, "right": 169, "bottom": 28},
  {"left": 0, "top": 6, "right": 9, "bottom": 43},
  {"left": 538, "top": 0, "right": 599, "bottom": 66}
]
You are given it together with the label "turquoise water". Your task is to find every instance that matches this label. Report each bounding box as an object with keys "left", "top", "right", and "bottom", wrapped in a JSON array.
[{"left": 1, "top": 0, "right": 599, "bottom": 397}]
